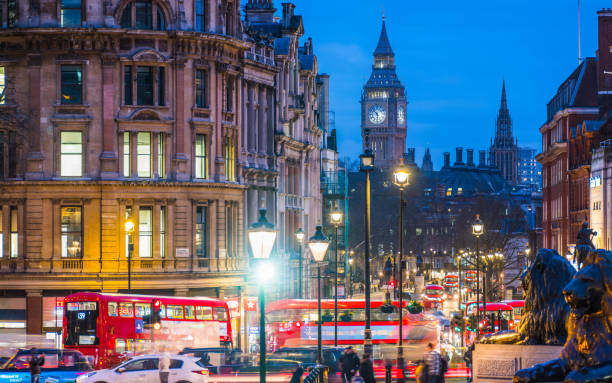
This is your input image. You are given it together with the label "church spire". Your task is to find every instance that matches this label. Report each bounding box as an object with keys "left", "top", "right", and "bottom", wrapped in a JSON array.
[
  {"left": 500, "top": 80, "right": 507, "bottom": 110},
  {"left": 374, "top": 17, "right": 394, "bottom": 56},
  {"left": 494, "top": 80, "right": 513, "bottom": 146}
]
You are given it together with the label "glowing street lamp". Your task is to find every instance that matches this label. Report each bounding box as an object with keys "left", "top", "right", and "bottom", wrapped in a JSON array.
[
  {"left": 329, "top": 210, "right": 343, "bottom": 346},
  {"left": 248, "top": 209, "right": 277, "bottom": 383},
  {"left": 472, "top": 214, "right": 484, "bottom": 337},
  {"left": 308, "top": 226, "right": 329, "bottom": 364},
  {"left": 295, "top": 228, "right": 305, "bottom": 298},
  {"left": 124, "top": 218, "right": 136, "bottom": 294}
]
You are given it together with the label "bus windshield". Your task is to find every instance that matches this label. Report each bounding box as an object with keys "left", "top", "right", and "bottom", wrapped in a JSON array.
[
  {"left": 425, "top": 287, "right": 443, "bottom": 297},
  {"left": 64, "top": 301, "right": 99, "bottom": 346}
]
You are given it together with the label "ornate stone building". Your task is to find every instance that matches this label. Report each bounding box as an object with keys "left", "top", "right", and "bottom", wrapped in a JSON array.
[
  {"left": 0, "top": 0, "right": 250, "bottom": 339},
  {"left": 360, "top": 18, "right": 407, "bottom": 169},
  {"left": 489, "top": 81, "right": 519, "bottom": 185}
]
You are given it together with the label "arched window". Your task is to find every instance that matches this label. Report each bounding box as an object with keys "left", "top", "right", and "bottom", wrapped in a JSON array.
[{"left": 120, "top": 0, "right": 166, "bottom": 30}]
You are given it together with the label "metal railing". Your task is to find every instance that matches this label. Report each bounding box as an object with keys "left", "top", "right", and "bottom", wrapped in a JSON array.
[
  {"left": 0, "top": 257, "right": 249, "bottom": 274},
  {"left": 285, "top": 194, "right": 302, "bottom": 209},
  {"left": 244, "top": 51, "right": 275, "bottom": 66}
]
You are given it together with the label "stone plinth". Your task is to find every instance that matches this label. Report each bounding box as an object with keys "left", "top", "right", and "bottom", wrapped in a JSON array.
[{"left": 473, "top": 344, "right": 563, "bottom": 383}]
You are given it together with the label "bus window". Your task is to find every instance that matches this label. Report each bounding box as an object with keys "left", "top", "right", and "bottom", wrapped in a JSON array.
[
  {"left": 214, "top": 307, "right": 228, "bottom": 321},
  {"left": 196, "top": 306, "right": 212, "bottom": 320},
  {"left": 116, "top": 339, "right": 126, "bottom": 353},
  {"left": 119, "top": 303, "right": 134, "bottom": 317},
  {"left": 167, "top": 305, "right": 184, "bottom": 319},
  {"left": 108, "top": 302, "right": 118, "bottom": 317},
  {"left": 135, "top": 303, "right": 151, "bottom": 318},
  {"left": 160, "top": 304, "right": 166, "bottom": 319},
  {"left": 185, "top": 305, "right": 195, "bottom": 319},
  {"left": 65, "top": 301, "right": 99, "bottom": 346}
]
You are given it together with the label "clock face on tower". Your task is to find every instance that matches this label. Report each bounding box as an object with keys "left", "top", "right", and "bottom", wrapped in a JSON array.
[
  {"left": 397, "top": 106, "right": 405, "bottom": 124},
  {"left": 368, "top": 105, "right": 386, "bottom": 124}
]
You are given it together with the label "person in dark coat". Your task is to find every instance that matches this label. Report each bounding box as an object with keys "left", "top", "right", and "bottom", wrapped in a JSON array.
[
  {"left": 339, "top": 346, "right": 360, "bottom": 383},
  {"left": 28, "top": 348, "right": 45, "bottom": 383},
  {"left": 358, "top": 354, "right": 376, "bottom": 383}
]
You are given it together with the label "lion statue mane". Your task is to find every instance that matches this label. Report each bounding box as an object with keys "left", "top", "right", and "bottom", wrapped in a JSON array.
[
  {"left": 514, "top": 250, "right": 612, "bottom": 383},
  {"left": 517, "top": 248, "right": 576, "bottom": 345}
]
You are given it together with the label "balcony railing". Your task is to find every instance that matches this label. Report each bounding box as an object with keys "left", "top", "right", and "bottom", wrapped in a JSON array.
[
  {"left": 0, "top": 257, "right": 249, "bottom": 274},
  {"left": 244, "top": 51, "right": 275, "bottom": 66},
  {"left": 285, "top": 194, "right": 302, "bottom": 209},
  {"left": 321, "top": 170, "right": 346, "bottom": 196}
]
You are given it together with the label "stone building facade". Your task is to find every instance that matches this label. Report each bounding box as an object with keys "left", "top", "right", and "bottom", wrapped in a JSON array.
[{"left": 0, "top": 0, "right": 255, "bottom": 342}]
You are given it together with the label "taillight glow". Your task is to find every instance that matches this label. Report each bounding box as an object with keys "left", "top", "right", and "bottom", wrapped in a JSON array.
[{"left": 193, "top": 369, "right": 210, "bottom": 376}]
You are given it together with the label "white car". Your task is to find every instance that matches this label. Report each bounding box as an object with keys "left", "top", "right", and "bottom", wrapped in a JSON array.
[{"left": 76, "top": 354, "right": 209, "bottom": 383}]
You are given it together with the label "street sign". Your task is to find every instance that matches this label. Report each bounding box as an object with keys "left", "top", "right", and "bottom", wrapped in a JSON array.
[
  {"left": 175, "top": 248, "right": 190, "bottom": 257},
  {"left": 245, "top": 297, "right": 257, "bottom": 311},
  {"left": 135, "top": 319, "right": 144, "bottom": 334},
  {"left": 335, "top": 285, "right": 345, "bottom": 299}
]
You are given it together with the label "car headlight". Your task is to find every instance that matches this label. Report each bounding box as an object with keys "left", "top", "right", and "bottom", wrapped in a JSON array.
[{"left": 76, "top": 372, "right": 96, "bottom": 382}]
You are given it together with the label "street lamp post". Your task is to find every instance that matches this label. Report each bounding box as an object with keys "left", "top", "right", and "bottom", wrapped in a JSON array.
[
  {"left": 308, "top": 226, "right": 330, "bottom": 364},
  {"left": 330, "top": 210, "right": 343, "bottom": 347},
  {"left": 248, "top": 209, "right": 277, "bottom": 383},
  {"left": 295, "top": 228, "right": 305, "bottom": 298},
  {"left": 458, "top": 252, "right": 464, "bottom": 348},
  {"left": 472, "top": 215, "right": 484, "bottom": 339},
  {"left": 392, "top": 159, "right": 410, "bottom": 383},
  {"left": 360, "top": 147, "right": 375, "bottom": 355},
  {"left": 124, "top": 218, "right": 135, "bottom": 294}
]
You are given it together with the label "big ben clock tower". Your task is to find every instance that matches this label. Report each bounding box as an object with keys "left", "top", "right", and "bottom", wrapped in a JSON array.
[{"left": 361, "top": 17, "right": 407, "bottom": 169}]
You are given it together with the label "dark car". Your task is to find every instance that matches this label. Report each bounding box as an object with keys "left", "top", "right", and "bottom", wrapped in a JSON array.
[
  {"left": 271, "top": 347, "right": 343, "bottom": 373},
  {"left": 0, "top": 348, "right": 92, "bottom": 383}
]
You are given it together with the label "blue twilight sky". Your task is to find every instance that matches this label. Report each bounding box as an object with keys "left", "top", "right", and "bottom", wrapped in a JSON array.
[{"left": 244, "top": 1, "right": 608, "bottom": 169}]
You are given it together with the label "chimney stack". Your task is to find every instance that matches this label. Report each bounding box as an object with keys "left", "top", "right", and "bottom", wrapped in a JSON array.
[
  {"left": 467, "top": 149, "right": 474, "bottom": 166},
  {"left": 443, "top": 152, "right": 450, "bottom": 168},
  {"left": 282, "top": 3, "right": 295, "bottom": 28},
  {"left": 245, "top": 0, "right": 276, "bottom": 23},
  {"left": 454, "top": 147, "right": 464, "bottom": 166},
  {"left": 405, "top": 148, "right": 416, "bottom": 165},
  {"left": 478, "top": 150, "right": 486, "bottom": 167}
]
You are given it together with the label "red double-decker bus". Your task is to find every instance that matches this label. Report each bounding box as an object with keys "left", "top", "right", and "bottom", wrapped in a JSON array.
[
  {"left": 265, "top": 299, "right": 439, "bottom": 361},
  {"left": 63, "top": 292, "right": 232, "bottom": 368},
  {"left": 464, "top": 302, "right": 513, "bottom": 345}
]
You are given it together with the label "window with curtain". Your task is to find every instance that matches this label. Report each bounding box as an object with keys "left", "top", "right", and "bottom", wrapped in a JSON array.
[
  {"left": 137, "top": 132, "right": 151, "bottom": 178},
  {"left": 160, "top": 206, "right": 166, "bottom": 258},
  {"left": 195, "top": 206, "right": 207, "bottom": 258},
  {"left": 195, "top": 0, "right": 205, "bottom": 32},
  {"left": 136, "top": 66, "right": 153, "bottom": 105},
  {"left": 195, "top": 69, "right": 206, "bottom": 108},
  {"left": 61, "top": 65, "right": 83, "bottom": 104},
  {"left": 60, "top": 0, "right": 82, "bottom": 27},
  {"left": 10, "top": 207, "right": 17, "bottom": 258},
  {"left": 195, "top": 134, "right": 207, "bottom": 179},
  {"left": 139, "top": 207, "right": 152, "bottom": 258},
  {"left": 224, "top": 136, "right": 235, "bottom": 181},
  {"left": 61, "top": 207, "right": 82, "bottom": 258},
  {"left": 60, "top": 131, "right": 83, "bottom": 177},
  {"left": 157, "top": 133, "right": 165, "bottom": 178},
  {"left": 7, "top": 0, "right": 17, "bottom": 28},
  {"left": 123, "top": 132, "right": 131, "bottom": 177}
]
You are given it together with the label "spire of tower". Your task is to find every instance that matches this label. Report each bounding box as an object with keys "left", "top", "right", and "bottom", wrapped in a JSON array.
[
  {"left": 494, "top": 80, "right": 514, "bottom": 146},
  {"left": 501, "top": 79, "right": 507, "bottom": 109},
  {"left": 374, "top": 18, "right": 394, "bottom": 56}
]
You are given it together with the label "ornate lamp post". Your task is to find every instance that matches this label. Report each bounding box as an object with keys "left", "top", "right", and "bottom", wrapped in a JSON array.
[
  {"left": 308, "top": 226, "right": 329, "bottom": 364},
  {"left": 472, "top": 214, "right": 484, "bottom": 338},
  {"left": 329, "top": 210, "right": 343, "bottom": 347},
  {"left": 360, "top": 147, "right": 375, "bottom": 355},
  {"left": 124, "top": 218, "right": 135, "bottom": 294},
  {"left": 295, "top": 228, "right": 305, "bottom": 298},
  {"left": 392, "top": 158, "right": 410, "bottom": 382},
  {"left": 248, "top": 209, "right": 277, "bottom": 383}
]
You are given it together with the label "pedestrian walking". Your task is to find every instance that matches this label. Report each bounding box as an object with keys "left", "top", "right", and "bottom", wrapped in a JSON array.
[
  {"left": 358, "top": 354, "right": 375, "bottom": 383},
  {"left": 424, "top": 343, "right": 442, "bottom": 383},
  {"left": 159, "top": 350, "right": 170, "bottom": 383},
  {"left": 415, "top": 360, "right": 428, "bottom": 383},
  {"left": 28, "top": 348, "right": 45, "bottom": 383},
  {"left": 464, "top": 343, "right": 475, "bottom": 383},
  {"left": 339, "top": 346, "right": 360, "bottom": 383}
]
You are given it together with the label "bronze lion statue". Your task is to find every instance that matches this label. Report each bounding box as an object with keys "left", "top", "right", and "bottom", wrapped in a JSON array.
[
  {"left": 514, "top": 250, "right": 612, "bottom": 383},
  {"left": 517, "top": 248, "right": 576, "bottom": 345}
]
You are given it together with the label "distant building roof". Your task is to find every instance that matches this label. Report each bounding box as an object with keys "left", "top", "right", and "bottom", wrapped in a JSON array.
[{"left": 546, "top": 57, "right": 598, "bottom": 122}]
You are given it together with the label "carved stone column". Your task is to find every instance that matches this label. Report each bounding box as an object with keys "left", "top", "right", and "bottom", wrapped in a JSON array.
[
  {"left": 100, "top": 54, "right": 118, "bottom": 179},
  {"left": 25, "top": 54, "right": 44, "bottom": 180}
]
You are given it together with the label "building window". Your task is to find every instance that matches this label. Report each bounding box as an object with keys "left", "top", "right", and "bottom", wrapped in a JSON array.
[
  {"left": 125, "top": 207, "right": 132, "bottom": 257},
  {"left": 225, "top": 203, "right": 237, "bottom": 258},
  {"left": 60, "top": 0, "right": 82, "bottom": 27},
  {"left": 160, "top": 206, "right": 166, "bottom": 258},
  {"left": 120, "top": 0, "right": 165, "bottom": 30},
  {"left": 60, "top": 131, "right": 82, "bottom": 177},
  {"left": 0, "top": 131, "right": 17, "bottom": 179},
  {"left": 10, "top": 207, "right": 17, "bottom": 258},
  {"left": 195, "top": 206, "right": 207, "bottom": 258},
  {"left": 137, "top": 66, "right": 153, "bottom": 105},
  {"left": 157, "top": 67, "right": 165, "bottom": 106},
  {"left": 123, "top": 132, "right": 131, "bottom": 177},
  {"left": 195, "top": 69, "right": 207, "bottom": 108},
  {"left": 139, "top": 207, "right": 152, "bottom": 258},
  {"left": 61, "top": 65, "right": 83, "bottom": 104},
  {"left": 124, "top": 66, "right": 133, "bottom": 105},
  {"left": 61, "top": 207, "right": 82, "bottom": 258},
  {"left": 157, "top": 133, "right": 165, "bottom": 178},
  {"left": 0, "top": 210, "right": 2, "bottom": 258},
  {"left": 0, "top": 66, "right": 5, "bottom": 104},
  {"left": 195, "top": 0, "right": 205, "bottom": 32},
  {"left": 195, "top": 134, "right": 208, "bottom": 179},
  {"left": 224, "top": 76, "right": 233, "bottom": 112},
  {"left": 7, "top": 0, "right": 17, "bottom": 28},
  {"left": 137, "top": 132, "right": 151, "bottom": 178},
  {"left": 224, "top": 136, "right": 235, "bottom": 181}
]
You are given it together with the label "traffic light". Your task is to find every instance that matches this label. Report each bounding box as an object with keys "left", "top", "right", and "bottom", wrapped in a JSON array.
[{"left": 151, "top": 299, "right": 162, "bottom": 330}]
